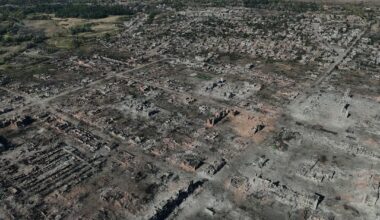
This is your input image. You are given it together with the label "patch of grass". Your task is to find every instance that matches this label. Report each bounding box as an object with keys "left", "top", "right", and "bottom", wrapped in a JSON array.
[
  {"left": 27, "top": 13, "right": 51, "bottom": 20},
  {"left": 69, "top": 23, "right": 92, "bottom": 35},
  {"left": 343, "top": 5, "right": 366, "bottom": 18},
  {"left": 23, "top": 14, "right": 123, "bottom": 50},
  {"left": 118, "top": 15, "right": 132, "bottom": 22},
  {"left": 2, "top": 62, "right": 54, "bottom": 79},
  {"left": 195, "top": 73, "right": 212, "bottom": 80},
  {"left": 47, "top": 36, "right": 72, "bottom": 49}
]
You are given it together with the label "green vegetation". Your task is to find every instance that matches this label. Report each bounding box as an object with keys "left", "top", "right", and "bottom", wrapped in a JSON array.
[
  {"left": 342, "top": 5, "right": 366, "bottom": 18},
  {"left": 243, "top": 0, "right": 274, "bottom": 7},
  {"left": 161, "top": 0, "right": 240, "bottom": 8},
  {"left": 195, "top": 73, "right": 212, "bottom": 81},
  {"left": 0, "top": 23, "right": 46, "bottom": 44},
  {"left": 71, "top": 36, "right": 82, "bottom": 48},
  {"left": 69, "top": 23, "right": 92, "bottom": 35},
  {"left": 369, "top": 33, "right": 380, "bottom": 44},
  {"left": 43, "top": 4, "right": 134, "bottom": 19},
  {"left": 160, "top": 0, "right": 186, "bottom": 9},
  {"left": 0, "top": 1, "right": 131, "bottom": 58},
  {"left": 159, "top": 0, "right": 320, "bottom": 12},
  {"left": 146, "top": 11, "right": 160, "bottom": 24},
  {"left": 0, "top": 2, "right": 133, "bottom": 55},
  {"left": 244, "top": 0, "right": 320, "bottom": 12},
  {"left": 117, "top": 15, "right": 132, "bottom": 22},
  {"left": 0, "top": 3, "right": 135, "bottom": 20},
  {"left": 191, "top": 0, "right": 241, "bottom": 7},
  {"left": 102, "top": 32, "right": 111, "bottom": 42},
  {"left": 27, "top": 14, "right": 51, "bottom": 20}
]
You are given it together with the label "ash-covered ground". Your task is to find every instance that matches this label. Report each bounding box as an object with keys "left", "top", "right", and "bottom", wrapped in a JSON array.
[{"left": 0, "top": 0, "right": 379, "bottom": 219}]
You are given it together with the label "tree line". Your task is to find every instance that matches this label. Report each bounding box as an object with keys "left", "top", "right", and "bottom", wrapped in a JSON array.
[{"left": 0, "top": 3, "right": 135, "bottom": 20}]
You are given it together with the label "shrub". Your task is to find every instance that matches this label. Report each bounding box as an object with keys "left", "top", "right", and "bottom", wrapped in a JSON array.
[{"left": 69, "top": 24, "right": 92, "bottom": 35}]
